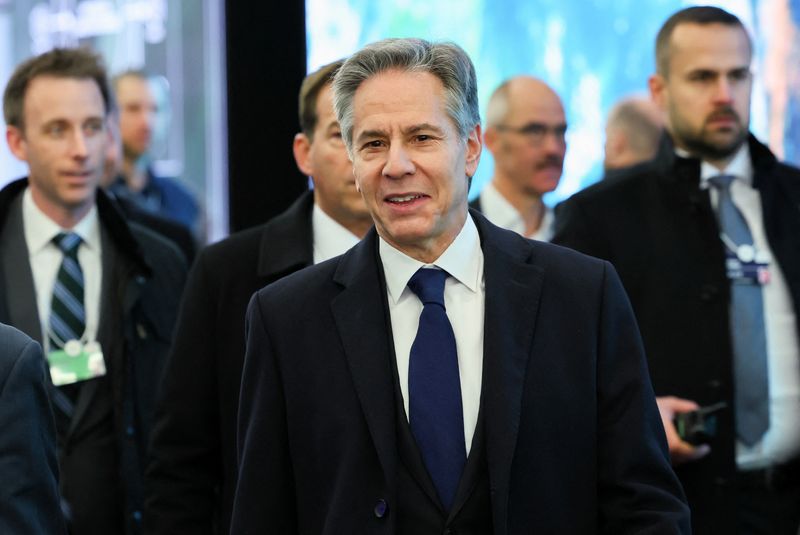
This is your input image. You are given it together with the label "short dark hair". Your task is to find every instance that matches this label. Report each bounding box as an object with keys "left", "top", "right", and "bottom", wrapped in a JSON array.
[
  {"left": 3, "top": 47, "right": 112, "bottom": 131},
  {"left": 298, "top": 59, "right": 344, "bottom": 141},
  {"left": 655, "top": 6, "right": 751, "bottom": 76}
]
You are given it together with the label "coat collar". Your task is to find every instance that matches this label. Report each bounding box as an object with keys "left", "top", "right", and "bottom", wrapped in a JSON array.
[
  {"left": 652, "top": 131, "right": 778, "bottom": 190},
  {"left": 329, "top": 212, "right": 545, "bottom": 531},
  {"left": 256, "top": 190, "right": 315, "bottom": 279},
  {"left": 0, "top": 178, "right": 152, "bottom": 278}
]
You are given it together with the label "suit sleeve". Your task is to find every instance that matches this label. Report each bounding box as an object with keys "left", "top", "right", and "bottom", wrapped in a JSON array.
[
  {"left": 595, "top": 262, "right": 691, "bottom": 534},
  {"left": 229, "top": 293, "right": 297, "bottom": 535},
  {"left": 0, "top": 334, "right": 67, "bottom": 535},
  {"left": 144, "top": 252, "right": 220, "bottom": 535}
]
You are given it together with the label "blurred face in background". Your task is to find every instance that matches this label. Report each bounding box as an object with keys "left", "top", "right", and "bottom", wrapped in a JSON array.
[
  {"left": 6, "top": 76, "right": 107, "bottom": 226},
  {"left": 485, "top": 78, "right": 566, "bottom": 199},
  {"left": 116, "top": 74, "right": 157, "bottom": 160},
  {"left": 293, "top": 84, "right": 371, "bottom": 233}
]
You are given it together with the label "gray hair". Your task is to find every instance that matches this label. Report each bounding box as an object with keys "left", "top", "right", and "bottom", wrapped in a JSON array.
[{"left": 333, "top": 38, "right": 480, "bottom": 153}]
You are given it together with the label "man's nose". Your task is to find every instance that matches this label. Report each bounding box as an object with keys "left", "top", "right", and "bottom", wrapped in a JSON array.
[
  {"left": 713, "top": 78, "right": 734, "bottom": 104},
  {"left": 382, "top": 144, "right": 416, "bottom": 179},
  {"left": 69, "top": 131, "right": 89, "bottom": 160}
]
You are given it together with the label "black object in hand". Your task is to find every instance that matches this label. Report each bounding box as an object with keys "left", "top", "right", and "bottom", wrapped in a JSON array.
[{"left": 673, "top": 402, "right": 727, "bottom": 445}]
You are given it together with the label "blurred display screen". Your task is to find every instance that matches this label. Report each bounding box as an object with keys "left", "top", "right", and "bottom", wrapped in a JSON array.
[{"left": 306, "top": 0, "right": 800, "bottom": 203}]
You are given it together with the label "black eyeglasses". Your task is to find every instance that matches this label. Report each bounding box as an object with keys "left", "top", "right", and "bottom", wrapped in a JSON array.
[{"left": 494, "top": 122, "right": 568, "bottom": 145}]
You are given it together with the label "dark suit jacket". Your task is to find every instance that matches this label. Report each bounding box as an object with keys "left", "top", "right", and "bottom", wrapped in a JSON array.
[
  {"left": 105, "top": 189, "right": 197, "bottom": 264},
  {"left": 231, "top": 211, "right": 690, "bottom": 534},
  {"left": 0, "top": 178, "right": 187, "bottom": 535},
  {"left": 144, "top": 191, "right": 315, "bottom": 535},
  {"left": 553, "top": 133, "right": 800, "bottom": 534},
  {"left": 0, "top": 323, "right": 66, "bottom": 535}
]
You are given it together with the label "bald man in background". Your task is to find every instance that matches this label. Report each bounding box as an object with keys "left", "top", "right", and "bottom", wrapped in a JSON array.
[
  {"left": 470, "top": 76, "right": 567, "bottom": 241},
  {"left": 603, "top": 96, "right": 663, "bottom": 179}
]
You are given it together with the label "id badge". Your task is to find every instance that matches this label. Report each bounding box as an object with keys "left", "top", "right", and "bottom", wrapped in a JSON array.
[
  {"left": 725, "top": 247, "right": 770, "bottom": 286},
  {"left": 46, "top": 340, "right": 107, "bottom": 386}
]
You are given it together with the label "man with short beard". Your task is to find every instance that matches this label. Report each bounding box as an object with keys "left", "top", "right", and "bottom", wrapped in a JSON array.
[
  {"left": 471, "top": 76, "right": 566, "bottom": 241},
  {"left": 555, "top": 6, "right": 800, "bottom": 534}
]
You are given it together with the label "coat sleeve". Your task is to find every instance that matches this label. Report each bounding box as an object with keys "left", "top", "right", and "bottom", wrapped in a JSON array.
[
  {"left": 0, "top": 330, "right": 67, "bottom": 535},
  {"left": 229, "top": 293, "right": 297, "bottom": 535},
  {"left": 595, "top": 262, "right": 691, "bottom": 534},
  {"left": 143, "top": 252, "right": 220, "bottom": 535}
]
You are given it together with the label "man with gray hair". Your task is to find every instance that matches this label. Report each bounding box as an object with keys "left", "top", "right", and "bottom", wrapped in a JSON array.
[
  {"left": 472, "top": 76, "right": 567, "bottom": 240},
  {"left": 231, "top": 37, "right": 689, "bottom": 534}
]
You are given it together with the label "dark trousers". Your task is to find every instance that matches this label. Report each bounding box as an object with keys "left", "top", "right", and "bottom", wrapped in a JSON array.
[{"left": 736, "top": 460, "right": 800, "bottom": 535}]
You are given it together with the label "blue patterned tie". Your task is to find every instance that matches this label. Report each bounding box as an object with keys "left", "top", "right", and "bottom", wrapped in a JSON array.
[
  {"left": 709, "top": 175, "right": 769, "bottom": 446},
  {"left": 49, "top": 232, "right": 86, "bottom": 350},
  {"left": 407, "top": 268, "right": 466, "bottom": 511}
]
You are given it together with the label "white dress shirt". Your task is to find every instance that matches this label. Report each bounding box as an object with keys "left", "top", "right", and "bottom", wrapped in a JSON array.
[
  {"left": 698, "top": 144, "right": 800, "bottom": 468},
  {"left": 379, "top": 214, "right": 485, "bottom": 454},
  {"left": 312, "top": 203, "right": 362, "bottom": 264},
  {"left": 479, "top": 182, "right": 554, "bottom": 241},
  {"left": 22, "top": 188, "right": 102, "bottom": 353}
]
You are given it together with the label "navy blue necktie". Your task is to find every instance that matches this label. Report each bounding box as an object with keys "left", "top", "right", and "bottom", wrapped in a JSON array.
[
  {"left": 709, "top": 175, "right": 769, "bottom": 446},
  {"left": 407, "top": 268, "right": 466, "bottom": 511}
]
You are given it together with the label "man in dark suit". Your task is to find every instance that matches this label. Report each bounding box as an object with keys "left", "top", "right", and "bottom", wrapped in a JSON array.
[
  {"left": 0, "top": 322, "right": 65, "bottom": 534},
  {"left": 554, "top": 6, "right": 800, "bottom": 534},
  {"left": 0, "top": 48, "right": 186, "bottom": 535},
  {"left": 230, "top": 38, "right": 690, "bottom": 534},
  {"left": 143, "top": 59, "right": 373, "bottom": 535}
]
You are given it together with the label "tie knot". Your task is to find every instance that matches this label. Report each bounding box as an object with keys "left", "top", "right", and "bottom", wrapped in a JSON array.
[
  {"left": 53, "top": 232, "right": 82, "bottom": 255},
  {"left": 408, "top": 268, "right": 448, "bottom": 307},
  {"left": 709, "top": 174, "right": 736, "bottom": 191}
]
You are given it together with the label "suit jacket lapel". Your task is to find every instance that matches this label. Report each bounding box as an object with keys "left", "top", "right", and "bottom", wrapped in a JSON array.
[
  {"left": 330, "top": 231, "right": 398, "bottom": 488},
  {"left": 0, "top": 195, "right": 41, "bottom": 341},
  {"left": 472, "top": 212, "right": 544, "bottom": 534},
  {"left": 257, "top": 191, "right": 314, "bottom": 281}
]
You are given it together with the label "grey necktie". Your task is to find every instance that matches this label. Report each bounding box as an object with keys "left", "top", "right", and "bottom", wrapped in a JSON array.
[{"left": 709, "top": 175, "right": 769, "bottom": 446}]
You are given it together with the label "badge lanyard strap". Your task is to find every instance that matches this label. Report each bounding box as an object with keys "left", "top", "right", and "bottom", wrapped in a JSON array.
[{"left": 46, "top": 323, "right": 89, "bottom": 351}]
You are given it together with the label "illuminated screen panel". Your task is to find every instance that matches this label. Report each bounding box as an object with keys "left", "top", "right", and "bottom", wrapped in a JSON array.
[{"left": 306, "top": 0, "right": 800, "bottom": 204}]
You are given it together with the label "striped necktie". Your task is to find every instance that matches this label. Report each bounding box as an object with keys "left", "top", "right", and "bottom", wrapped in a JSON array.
[{"left": 49, "top": 232, "right": 86, "bottom": 350}]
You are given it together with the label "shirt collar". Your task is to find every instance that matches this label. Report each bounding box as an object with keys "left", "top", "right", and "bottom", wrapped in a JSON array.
[
  {"left": 675, "top": 143, "right": 753, "bottom": 189},
  {"left": 379, "top": 212, "right": 482, "bottom": 305},
  {"left": 22, "top": 187, "right": 101, "bottom": 255},
  {"left": 482, "top": 182, "right": 524, "bottom": 231},
  {"left": 312, "top": 202, "right": 361, "bottom": 263},
  {"left": 482, "top": 182, "right": 552, "bottom": 239}
]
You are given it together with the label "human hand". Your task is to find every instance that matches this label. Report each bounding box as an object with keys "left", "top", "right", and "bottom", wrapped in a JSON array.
[{"left": 656, "top": 396, "right": 711, "bottom": 465}]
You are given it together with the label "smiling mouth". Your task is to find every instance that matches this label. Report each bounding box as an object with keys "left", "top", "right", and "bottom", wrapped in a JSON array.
[{"left": 387, "top": 194, "right": 425, "bottom": 204}]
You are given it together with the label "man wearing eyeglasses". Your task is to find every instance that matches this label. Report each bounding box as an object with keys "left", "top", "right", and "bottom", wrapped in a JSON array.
[{"left": 470, "top": 76, "right": 566, "bottom": 241}]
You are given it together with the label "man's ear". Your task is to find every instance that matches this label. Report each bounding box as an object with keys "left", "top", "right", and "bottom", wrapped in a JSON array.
[
  {"left": 483, "top": 125, "right": 499, "bottom": 155},
  {"left": 465, "top": 124, "right": 483, "bottom": 178},
  {"left": 6, "top": 125, "right": 28, "bottom": 162},
  {"left": 648, "top": 74, "right": 668, "bottom": 111},
  {"left": 292, "top": 133, "right": 313, "bottom": 176}
]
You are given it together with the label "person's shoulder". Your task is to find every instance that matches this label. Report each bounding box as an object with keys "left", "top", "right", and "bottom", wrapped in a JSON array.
[
  {"left": 0, "top": 323, "right": 40, "bottom": 383},
  {"left": 150, "top": 174, "right": 194, "bottom": 198},
  {"left": 200, "top": 224, "right": 266, "bottom": 264},
  {"left": 252, "top": 253, "right": 342, "bottom": 309}
]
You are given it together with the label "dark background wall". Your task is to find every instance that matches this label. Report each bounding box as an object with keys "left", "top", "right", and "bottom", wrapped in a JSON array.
[{"left": 226, "top": 2, "right": 308, "bottom": 232}]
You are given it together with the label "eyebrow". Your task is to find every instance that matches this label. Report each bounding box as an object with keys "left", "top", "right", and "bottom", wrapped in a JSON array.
[{"left": 355, "top": 123, "right": 446, "bottom": 144}]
